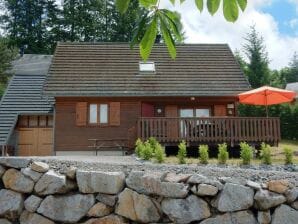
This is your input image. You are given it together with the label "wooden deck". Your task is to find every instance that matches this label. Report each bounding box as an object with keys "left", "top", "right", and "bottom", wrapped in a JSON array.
[{"left": 137, "top": 117, "right": 281, "bottom": 146}]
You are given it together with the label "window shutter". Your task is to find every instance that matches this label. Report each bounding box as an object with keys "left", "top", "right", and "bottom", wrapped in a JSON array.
[
  {"left": 214, "top": 105, "right": 227, "bottom": 116},
  {"left": 76, "top": 102, "right": 87, "bottom": 126},
  {"left": 109, "top": 102, "right": 120, "bottom": 126}
]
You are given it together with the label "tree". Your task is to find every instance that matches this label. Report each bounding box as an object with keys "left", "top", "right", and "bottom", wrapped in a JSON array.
[
  {"left": 269, "top": 70, "right": 284, "bottom": 88},
  {"left": 0, "top": 0, "right": 143, "bottom": 53},
  {"left": 280, "top": 52, "right": 298, "bottom": 85},
  {"left": 234, "top": 49, "right": 247, "bottom": 73},
  {"left": 116, "top": 0, "right": 248, "bottom": 60},
  {"left": 243, "top": 25, "right": 270, "bottom": 88},
  {"left": 0, "top": 38, "right": 17, "bottom": 98},
  {"left": 0, "top": 0, "right": 60, "bottom": 54}
]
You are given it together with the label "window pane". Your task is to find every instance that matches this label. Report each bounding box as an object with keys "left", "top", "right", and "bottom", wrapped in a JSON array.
[
  {"left": 180, "top": 109, "right": 194, "bottom": 117},
  {"left": 139, "top": 62, "right": 155, "bottom": 72},
  {"left": 196, "top": 109, "right": 210, "bottom": 117},
  {"left": 19, "top": 116, "right": 28, "bottom": 127},
  {"left": 39, "top": 116, "right": 47, "bottom": 127},
  {"left": 100, "top": 104, "right": 108, "bottom": 124},
  {"left": 47, "top": 116, "right": 53, "bottom": 127},
  {"left": 29, "top": 116, "right": 38, "bottom": 127},
  {"left": 89, "top": 104, "right": 97, "bottom": 123}
]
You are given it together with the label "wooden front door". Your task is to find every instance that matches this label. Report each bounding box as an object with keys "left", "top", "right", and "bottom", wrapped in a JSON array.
[
  {"left": 141, "top": 103, "right": 154, "bottom": 117},
  {"left": 165, "top": 105, "right": 178, "bottom": 140},
  {"left": 18, "top": 128, "right": 53, "bottom": 156}
]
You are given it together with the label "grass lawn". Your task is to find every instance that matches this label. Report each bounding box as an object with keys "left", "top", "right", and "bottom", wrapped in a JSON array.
[{"left": 163, "top": 140, "right": 298, "bottom": 165}]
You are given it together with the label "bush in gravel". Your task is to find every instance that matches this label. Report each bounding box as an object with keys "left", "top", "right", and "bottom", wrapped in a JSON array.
[
  {"left": 199, "top": 145, "right": 209, "bottom": 164},
  {"left": 148, "top": 137, "right": 158, "bottom": 153},
  {"left": 154, "top": 143, "right": 166, "bottom": 163},
  {"left": 283, "top": 147, "right": 294, "bottom": 165},
  {"left": 140, "top": 141, "right": 154, "bottom": 160},
  {"left": 135, "top": 138, "right": 144, "bottom": 157},
  {"left": 240, "top": 142, "right": 254, "bottom": 165},
  {"left": 218, "top": 143, "right": 229, "bottom": 165},
  {"left": 260, "top": 142, "right": 272, "bottom": 165},
  {"left": 177, "top": 140, "right": 187, "bottom": 164}
]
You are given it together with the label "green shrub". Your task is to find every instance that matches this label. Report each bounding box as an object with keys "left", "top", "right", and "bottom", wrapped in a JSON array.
[
  {"left": 218, "top": 143, "right": 229, "bottom": 165},
  {"left": 177, "top": 140, "right": 187, "bottom": 164},
  {"left": 135, "top": 138, "right": 143, "bottom": 157},
  {"left": 240, "top": 142, "right": 254, "bottom": 165},
  {"left": 199, "top": 145, "right": 209, "bottom": 164},
  {"left": 260, "top": 142, "right": 272, "bottom": 165},
  {"left": 283, "top": 147, "right": 294, "bottom": 165},
  {"left": 148, "top": 137, "right": 158, "bottom": 153},
  {"left": 140, "top": 141, "right": 153, "bottom": 160},
  {"left": 154, "top": 143, "right": 166, "bottom": 163}
]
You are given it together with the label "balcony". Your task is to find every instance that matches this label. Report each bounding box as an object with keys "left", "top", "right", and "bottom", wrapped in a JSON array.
[{"left": 137, "top": 117, "right": 281, "bottom": 146}]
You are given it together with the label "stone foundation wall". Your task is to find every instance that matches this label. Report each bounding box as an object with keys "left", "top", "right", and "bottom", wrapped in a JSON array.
[{"left": 0, "top": 157, "right": 297, "bottom": 224}]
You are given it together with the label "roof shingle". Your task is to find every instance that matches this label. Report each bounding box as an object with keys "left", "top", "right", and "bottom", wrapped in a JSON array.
[
  {"left": 0, "top": 55, "right": 53, "bottom": 145},
  {"left": 43, "top": 42, "right": 250, "bottom": 97}
]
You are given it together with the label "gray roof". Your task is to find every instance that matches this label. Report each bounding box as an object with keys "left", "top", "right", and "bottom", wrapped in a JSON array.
[
  {"left": 285, "top": 82, "right": 298, "bottom": 91},
  {"left": 44, "top": 42, "right": 250, "bottom": 97},
  {"left": 0, "top": 54, "right": 54, "bottom": 145},
  {"left": 286, "top": 82, "right": 298, "bottom": 98}
]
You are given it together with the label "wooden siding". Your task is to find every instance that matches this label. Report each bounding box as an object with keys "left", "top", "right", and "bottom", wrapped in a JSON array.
[
  {"left": 55, "top": 98, "right": 140, "bottom": 151},
  {"left": 138, "top": 117, "right": 281, "bottom": 146},
  {"left": 54, "top": 96, "right": 238, "bottom": 151}
]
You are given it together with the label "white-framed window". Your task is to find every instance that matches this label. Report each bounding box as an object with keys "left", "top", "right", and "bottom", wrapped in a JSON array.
[
  {"left": 180, "top": 108, "right": 210, "bottom": 118},
  {"left": 89, "top": 104, "right": 98, "bottom": 124},
  {"left": 99, "top": 104, "right": 108, "bottom": 124},
  {"left": 195, "top": 109, "right": 210, "bottom": 117},
  {"left": 89, "top": 103, "right": 109, "bottom": 124},
  {"left": 139, "top": 61, "right": 155, "bottom": 72}
]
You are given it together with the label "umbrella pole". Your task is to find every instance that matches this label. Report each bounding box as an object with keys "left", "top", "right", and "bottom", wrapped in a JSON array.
[{"left": 265, "top": 89, "right": 268, "bottom": 117}]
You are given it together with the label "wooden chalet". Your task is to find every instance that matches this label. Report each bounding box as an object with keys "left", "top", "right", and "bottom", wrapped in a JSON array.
[{"left": 0, "top": 43, "right": 281, "bottom": 156}]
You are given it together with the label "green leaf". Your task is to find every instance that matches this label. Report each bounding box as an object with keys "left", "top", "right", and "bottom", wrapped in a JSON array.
[
  {"left": 130, "top": 13, "right": 149, "bottom": 49},
  {"left": 159, "top": 15, "right": 176, "bottom": 59},
  {"left": 162, "top": 10, "right": 183, "bottom": 42},
  {"left": 169, "top": 0, "right": 176, "bottom": 5},
  {"left": 115, "top": 0, "right": 131, "bottom": 14},
  {"left": 180, "top": 0, "right": 186, "bottom": 4},
  {"left": 207, "top": 0, "right": 221, "bottom": 15},
  {"left": 140, "top": 16, "right": 158, "bottom": 61},
  {"left": 223, "top": 0, "right": 239, "bottom": 22},
  {"left": 237, "top": 0, "right": 247, "bottom": 11},
  {"left": 139, "top": 0, "right": 158, "bottom": 8},
  {"left": 195, "top": 0, "right": 204, "bottom": 12}
]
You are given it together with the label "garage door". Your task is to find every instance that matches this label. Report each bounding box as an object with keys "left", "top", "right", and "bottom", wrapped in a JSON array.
[{"left": 18, "top": 128, "right": 53, "bottom": 156}]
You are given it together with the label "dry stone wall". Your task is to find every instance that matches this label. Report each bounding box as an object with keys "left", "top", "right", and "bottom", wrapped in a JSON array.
[{"left": 0, "top": 157, "right": 297, "bottom": 224}]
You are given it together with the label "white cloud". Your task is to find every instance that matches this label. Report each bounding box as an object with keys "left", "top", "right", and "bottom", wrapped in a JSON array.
[
  {"left": 160, "top": 0, "right": 298, "bottom": 69},
  {"left": 288, "top": 18, "right": 298, "bottom": 29}
]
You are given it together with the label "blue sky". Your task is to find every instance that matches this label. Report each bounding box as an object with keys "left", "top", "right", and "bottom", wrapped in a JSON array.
[{"left": 262, "top": 0, "right": 298, "bottom": 36}]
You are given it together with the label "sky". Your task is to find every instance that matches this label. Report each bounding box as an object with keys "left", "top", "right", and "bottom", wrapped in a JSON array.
[
  {"left": 1, "top": 0, "right": 297, "bottom": 69},
  {"left": 160, "top": 0, "right": 298, "bottom": 70}
]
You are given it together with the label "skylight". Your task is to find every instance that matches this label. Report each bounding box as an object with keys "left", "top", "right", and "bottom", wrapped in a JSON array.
[{"left": 139, "top": 62, "right": 155, "bottom": 72}]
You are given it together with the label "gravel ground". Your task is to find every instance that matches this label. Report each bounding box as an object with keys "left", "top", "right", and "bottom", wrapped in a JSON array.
[{"left": 29, "top": 155, "right": 298, "bottom": 186}]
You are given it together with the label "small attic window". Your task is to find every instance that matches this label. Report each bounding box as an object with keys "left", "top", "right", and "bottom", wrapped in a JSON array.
[{"left": 139, "top": 61, "right": 155, "bottom": 72}]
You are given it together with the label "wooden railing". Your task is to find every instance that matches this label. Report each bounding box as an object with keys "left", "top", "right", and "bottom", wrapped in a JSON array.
[{"left": 137, "top": 117, "right": 281, "bottom": 146}]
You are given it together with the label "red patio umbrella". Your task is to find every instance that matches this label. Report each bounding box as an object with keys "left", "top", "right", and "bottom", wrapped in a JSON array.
[{"left": 238, "top": 86, "right": 296, "bottom": 117}]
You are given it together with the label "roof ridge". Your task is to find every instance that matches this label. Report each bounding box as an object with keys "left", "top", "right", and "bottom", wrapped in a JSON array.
[{"left": 57, "top": 42, "right": 229, "bottom": 46}]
